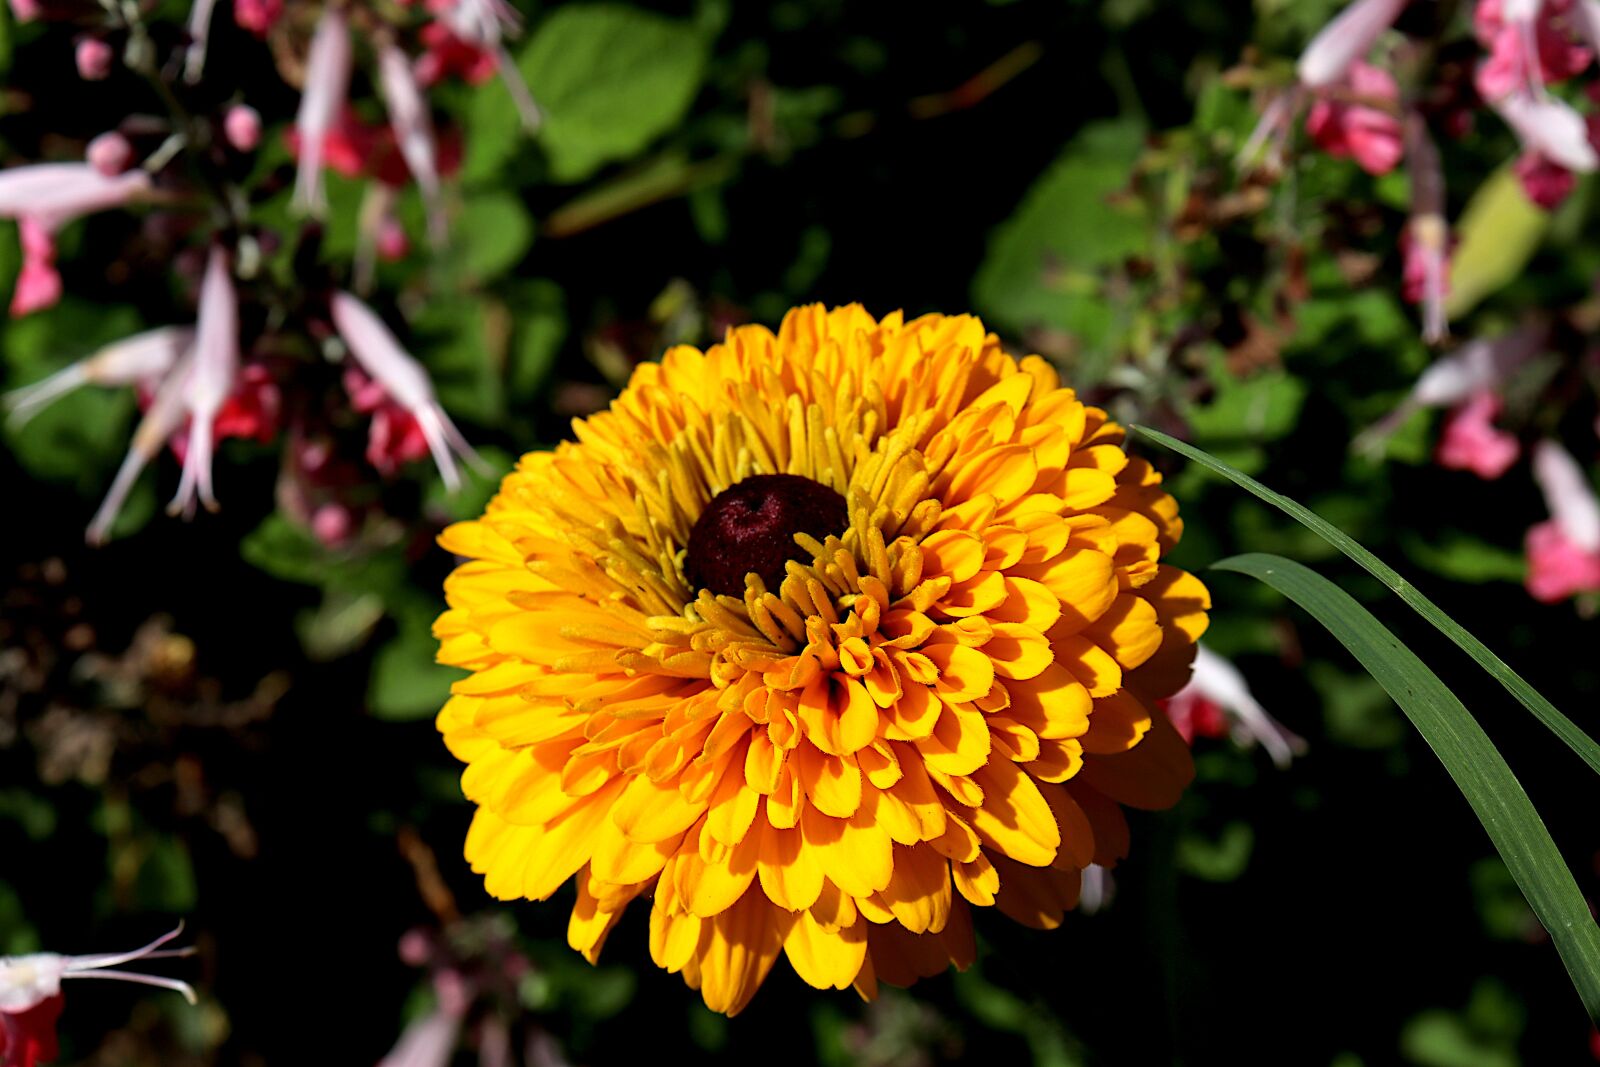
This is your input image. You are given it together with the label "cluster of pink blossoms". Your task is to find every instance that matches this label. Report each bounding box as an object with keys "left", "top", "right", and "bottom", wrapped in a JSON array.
[
  {"left": 1250, "top": 0, "right": 1600, "bottom": 344},
  {"left": 2, "top": 1, "right": 535, "bottom": 545}
]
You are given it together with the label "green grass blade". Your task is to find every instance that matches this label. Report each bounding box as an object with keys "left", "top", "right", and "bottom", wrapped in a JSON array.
[
  {"left": 1213, "top": 552, "right": 1600, "bottom": 1020},
  {"left": 1132, "top": 424, "right": 1600, "bottom": 778}
]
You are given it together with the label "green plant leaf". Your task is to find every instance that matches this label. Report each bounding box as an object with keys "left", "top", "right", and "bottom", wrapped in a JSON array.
[
  {"left": 1132, "top": 425, "right": 1600, "bottom": 778},
  {"left": 1213, "top": 552, "right": 1600, "bottom": 1020},
  {"left": 1445, "top": 163, "right": 1550, "bottom": 321},
  {"left": 521, "top": 4, "right": 709, "bottom": 184}
]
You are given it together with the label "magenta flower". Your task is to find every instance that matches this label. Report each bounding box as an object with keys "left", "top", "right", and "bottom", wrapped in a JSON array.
[
  {"left": 168, "top": 246, "right": 240, "bottom": 517},
  {"left": 1306, "top": 61, "right": 1405, "bottom": 175},
  {"left": 9, "top": 219, "right": 60, "bottom": 319},
  {"left": 1297, "top": 0, "right": 1411, "bottom": 89},
  {"left": 1514, "top": 148, "right": 1579, "bottom": 207},
  {"left": 330, "top": 290, "right": 482, "bottom": 491},
  {"left": 86, "top": 131, "right": 134, "bottom": 177},
  {"left": 435, "top": 0, "right": 543, "bottom": 132},
  {"left": 1436, "top": 391, "right": 1520, "bottom": 478},
  {"left": 1474, "top": 0, "right": 1590, "bottom": 101},
  {"left": 377, "top": 42, "right": 446, "bottom": 247},
  {"left": 292, "top": 8, "right": 353, "bottom": 215}
]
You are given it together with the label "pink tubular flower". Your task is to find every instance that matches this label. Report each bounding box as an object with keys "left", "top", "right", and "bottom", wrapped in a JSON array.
[
  {"left": 223, "top": 105, "right": 262, "bottom": 153},
  {"left": 1526, "top": 439, "right": 1600, "bottom": 601},
  {"left": 430, "top": 0, "right": 542, "bottom": 131},
  {"left": 1436, "top": 391, "right": 1520, "bottom": 478},
  {"left": 1474, "top": 0, "right": 1590, "bottom": 100},
  {"left": 1306, "top": 61, "right": 1404, "bottom": 175},
  {"left": 1298, "top": 0, "right": 1411, "bottom": 89},
  {"left": 169, "top": 246, "right": 240, "bottom": 517},
  {"left": 415, "top": 22, "right": 498, "bottom": 87},
  {"left": 0, "top": 164, "right": 151, "bottom": 233},
  {"left": 233, "top": 0, "right": 282, "bottom": 35},
  {"left": 377, "top": 42, "right": 446, "bottom": 247},
  {"left": 1514, "top": 149, "right": 1578, "bottom": 207},
  {"left": 89, "top": 349, "right": 195, "bottom": 544},
  {"left": 1, "top": 924, "right": 196, "bottom": 1063},
  {"left": 1162, "top": 645, "right": 1306, "bottom": 768},
  {"left": 3, "top": 326, "right": 192, "bottom": 426},
  {"left": 292, "top": 8, "right": 353, "bottom": 215},
  {"left": 331, "top": 291, "right": 482, "bottom": 490},
  {"left": 75, "top": 38, "right": 113, "bottom": 81}
]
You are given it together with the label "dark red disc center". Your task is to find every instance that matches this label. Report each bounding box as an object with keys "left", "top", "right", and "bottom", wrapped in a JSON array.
[{"left": 684, "top": 474, "right": 849, "bottom": 597}]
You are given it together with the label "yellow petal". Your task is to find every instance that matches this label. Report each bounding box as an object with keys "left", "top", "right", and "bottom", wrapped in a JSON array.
[
  {"left": 784, "top": 910, "right": 868, "bottom": 991},
  {"left": 966, "top": 758, "right": 1059, "bottom": 867}
]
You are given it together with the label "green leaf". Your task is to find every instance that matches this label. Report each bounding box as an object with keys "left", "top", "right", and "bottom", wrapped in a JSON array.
[
  {"left": 972, "top": 121, "right": 1148, "bottom": 340},
  {"left": 1133, "top": 425, "right": 1600, "bottom": 779},
  {"left": 508, "top": 279, "right": 567, "bottom": 402},
  {"left": 1212, "top": 551, "right": 1600, "bottom": 1020},
  {"left": 368, "top": 592, "right": 463, "bottom": 721},
  {"left": 519, "top": 4, "right": 710, "bottom": 183},
  {"left": 453, "top": 192, "right": 535, "bottom": 282},
  {"left": 1445, "top": 163, "right": 1550, "bottom": 321},
  {"left": 240, "top": 513, "right": 332, "bottom": 586}
]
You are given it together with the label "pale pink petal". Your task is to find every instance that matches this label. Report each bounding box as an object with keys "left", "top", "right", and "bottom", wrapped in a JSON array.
[
  {"left": 1497, "top": 89, "right": 1599, "bottom": 171},
  {"left": 1533, "top": 439, "right": 1600, "bottom": 550},
  {"left": 378, "top": 1010, "right": 462, "bottom": 1067},
  {"left": 1297, "top": 0, "right": 1411, "bottom": 88},
  {"left": 377, "top": 43, "right": 446, "bottom": 246},
  {"left": 293, "top": 9, "right": 353, "bottom": 215},
  {"left": 169, "top": 246, "right": 239, "bottom": 516},
  {"left": 184, "top": 0, "right": 220, "bottom": 83}
]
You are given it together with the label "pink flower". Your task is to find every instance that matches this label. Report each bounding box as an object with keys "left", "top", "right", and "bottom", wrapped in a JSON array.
[
  {"left": 310, "top": 502, "right": 355, "bottom": 546},
  {"left": 376, "top": 214, "right": 410, "bottom": 261},
  {"left": 344, "top": 366, "right": 432, "bottom": 475},
  {"left": 1525, "top": 440, "right": 1600, "bottom": 602},
  {"left": 1298, "top": 0, "right": 1411, "bottom": 89},
  {"left": 3, "top": 325, "right": 192, "bottom": 426},
  {"left": 1, "top": 924, "right": 196, "bottom": 1063},
  {"left": 1496, "top": 88, "right": 1599, "bottom": 171},
  {"left": 163, "top": 362, "right": 280, "bottom": 464},
  {"left": 223, "top": 105, "right": 262, "bottom": 153},
  {"left": 1474, "top": 0, "right": 1590, "bottom": 100},
  {"left": 292, "top": 9, "right": 353, "bottom": 215},
  {"left": 86, "top": 131, "right": 134, "bottom": 176},
  {"left": 425, "top": 0, "right": 542, "bottom": 131},
  {"left": 1514, "top": 149, "right": 1578, "bottom": 207},
  {"left": 332, "top": 291, "right": 483, "bottom": 489},
  {"left": 233, "top": 0, "right": 282, "bottom": 35},
  {"left": 168, "top": 246, "right": 240, "bottom": 517},
  {"left": 1306, "top": 61, "right": 1404, "bottom": 175},
  {"left": 1161, "top": 645, "right": 1305, "bottom": 768},
  {"left": 0, "top": 164, "right": 151, "bottom": 232},
  {"left": 377, "top": 43, "right": 446, "bottom": 246},
  {"left": 6, "top": 0, "right": 40, "bottom": 23},
  {"left": 1436, "top": 391, "right": 1520, "bottom": 478},
  {"left": 76, "top": 38, "right": 113, "bottom": 81}
]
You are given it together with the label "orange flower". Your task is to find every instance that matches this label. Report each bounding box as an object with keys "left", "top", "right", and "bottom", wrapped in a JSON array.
[{"left": 434, "top": 305, "right": 1209, "bottom": 1015}]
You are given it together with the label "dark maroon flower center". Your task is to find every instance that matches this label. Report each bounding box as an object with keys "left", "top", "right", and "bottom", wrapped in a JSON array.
[{"left": 684, "top": 474, "right": 849, "bottom": 597}]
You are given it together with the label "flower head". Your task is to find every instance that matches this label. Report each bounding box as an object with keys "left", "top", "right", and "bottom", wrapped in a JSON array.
[
  {"left": 435, "top": 305, "right": 1209, "bottom": 1015},
  {"left": 168, "top": 246, "right": 240, "bottom": 517}
]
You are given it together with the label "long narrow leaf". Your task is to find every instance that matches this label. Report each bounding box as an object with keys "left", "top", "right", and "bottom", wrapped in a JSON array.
[
  {"left": 1132, "top": 424, "right": 1600, "bottom": 777},
  {"left": 1213, "top": 552, "right": 1600, "bottom": 1020}
]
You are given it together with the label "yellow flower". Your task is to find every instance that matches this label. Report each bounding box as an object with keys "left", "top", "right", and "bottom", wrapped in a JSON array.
[{"left": 434, "top": 305, "right": 1210, "bottom": 1015}]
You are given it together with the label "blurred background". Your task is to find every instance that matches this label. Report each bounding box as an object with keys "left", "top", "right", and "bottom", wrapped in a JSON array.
[{"left": 3, "top": 0, "right": 1599, "bottom": 1064}]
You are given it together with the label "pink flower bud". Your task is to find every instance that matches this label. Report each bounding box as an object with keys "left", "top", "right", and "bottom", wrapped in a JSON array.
[
  {"left": 376, "top": 215, "right": 410, "bottom": 261},
  {"left": 86, "top": 131, "right": 134, "bottom": 176},
  {"left": 76, "top": 38, "right": 113, "bottom": 81},
  {"left": 223, "top": 105, "right": 262, "bottom": 152},
  {"left": 311, "top": 502, "right": 354, "bottom": 546}
]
